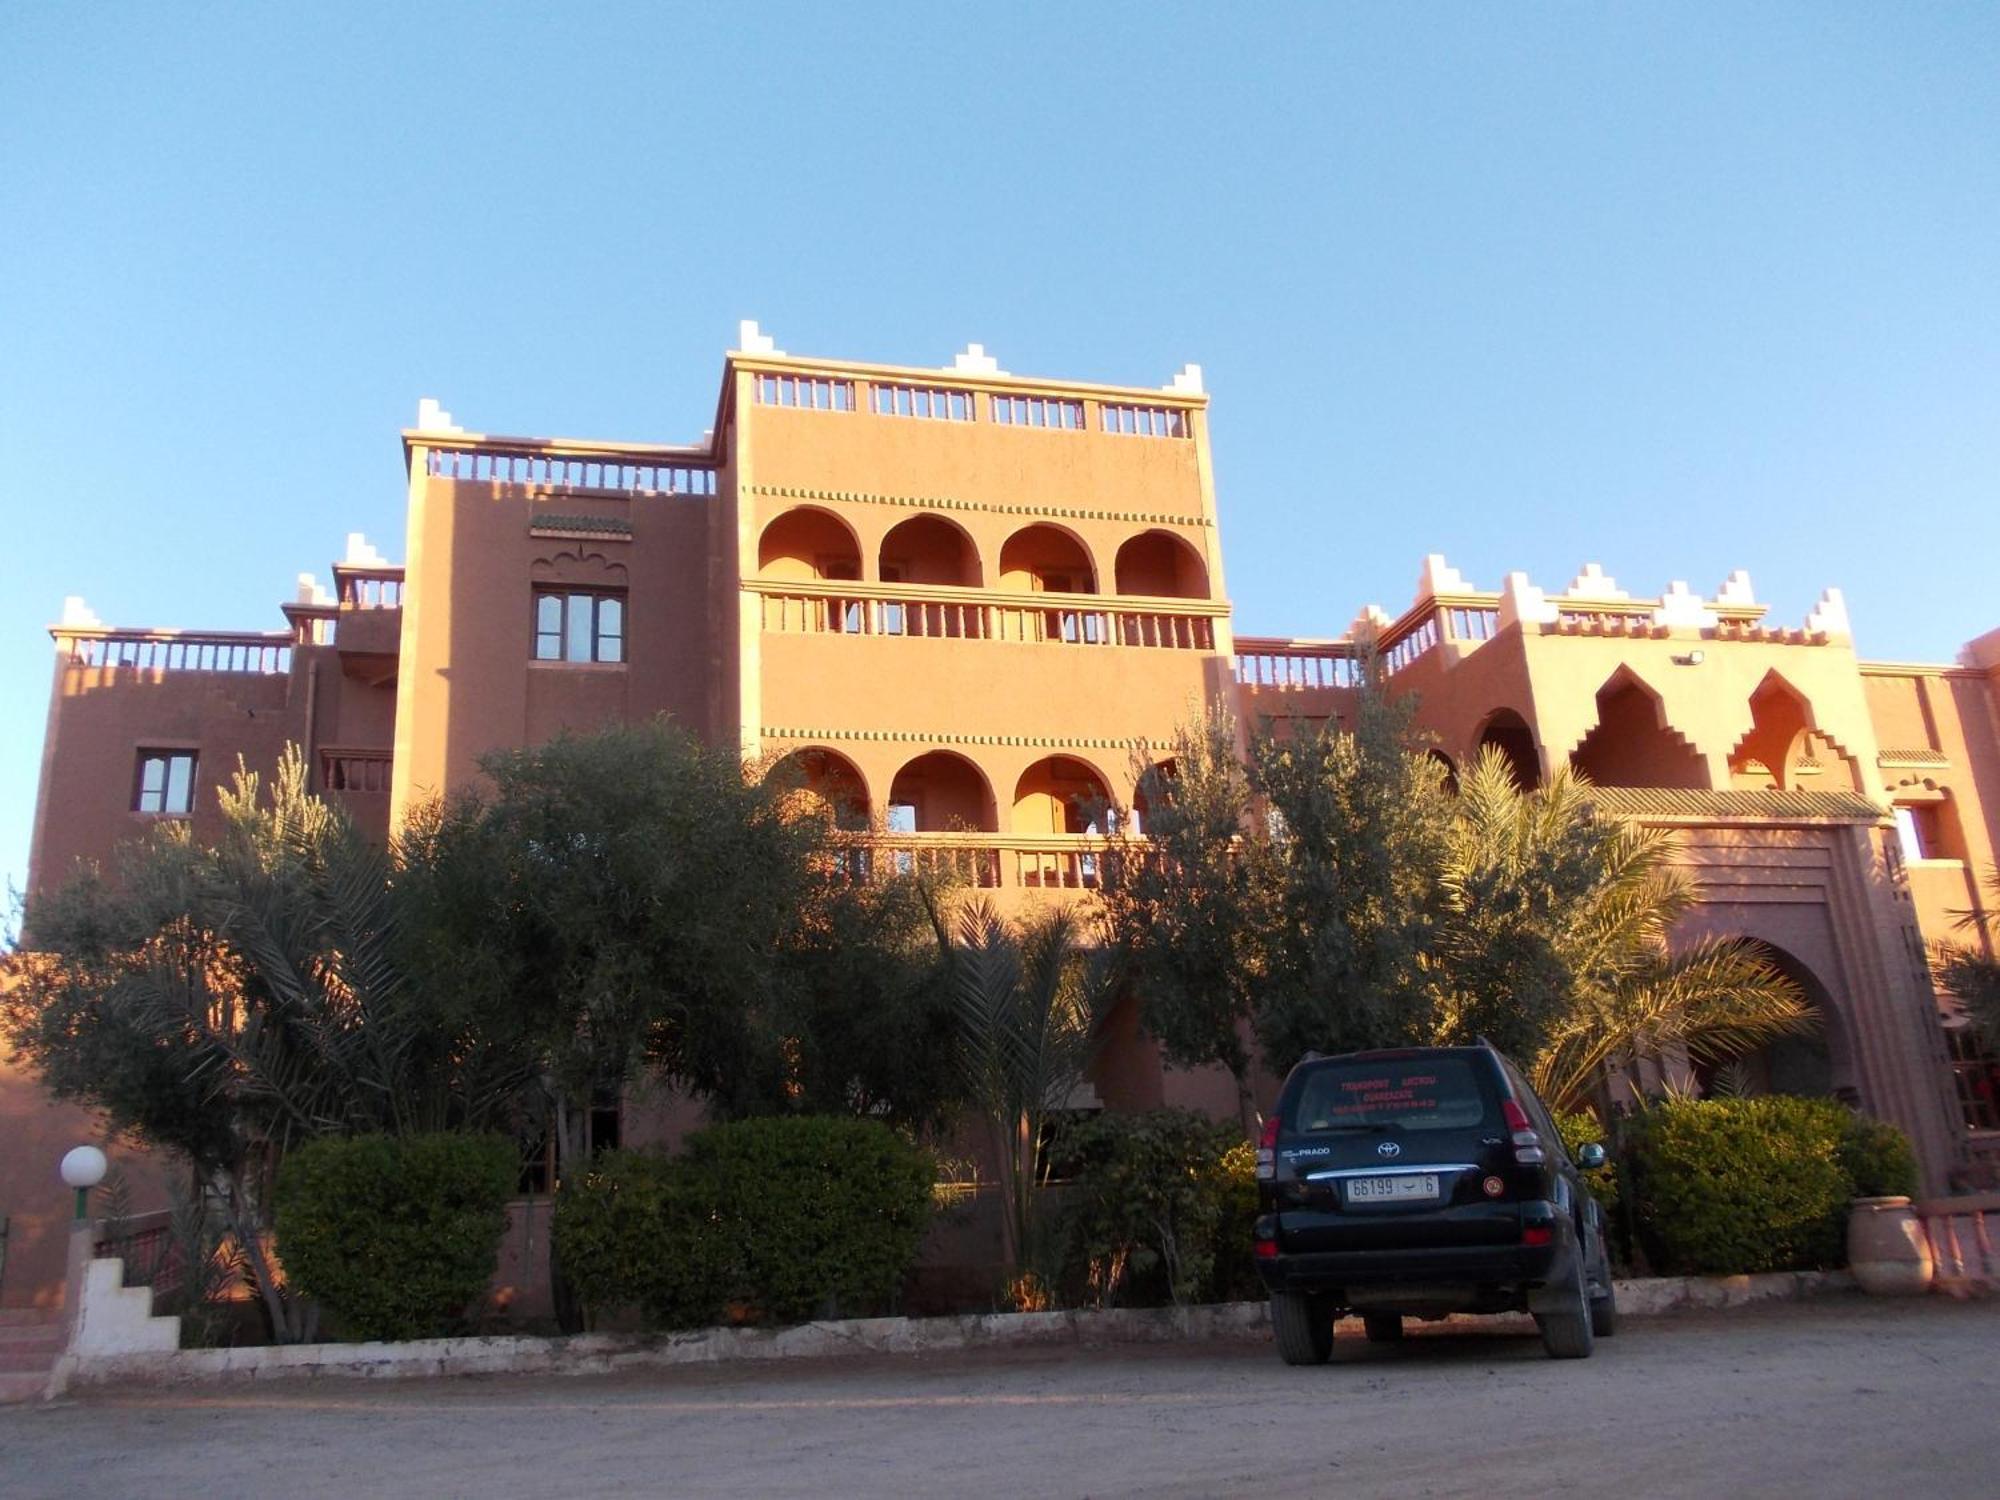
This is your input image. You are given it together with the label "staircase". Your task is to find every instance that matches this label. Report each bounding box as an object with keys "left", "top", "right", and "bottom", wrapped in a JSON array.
[{"left": 0, "top": 1308, "right": 65, "bottom": 1404}]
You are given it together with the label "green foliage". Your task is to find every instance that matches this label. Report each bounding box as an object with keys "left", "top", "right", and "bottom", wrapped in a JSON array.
[
  {"left": 1248, "top": 672, "right": 1454, "bottom": 1067},
  {"left": 1622, "top": 1098, "right": 1852, "bottom": 1275},
  {"left": 778, "top": 870, "right": 962, "bottom": 1132},
  {"left": 950, "top": 899, "right": 1107, "bottom": 1272},
  {"left": 1934, "top": 865, "right": 2000, "bottom": 1048},
  {"left": 274, "top": 1132, "right": 518, "bottom": 1342},
  {"left": 554, "top": 1118, "right": 935, "bottom": 1328},
  {"left": 1096, "top": 708, "right": 1274, "bottom": 1129},
  {"left": 549, "top": 1150, "right": 726, "bottom": 1328},
  {"left": 3, "top": 747, "right": 536, "bottom": 1341},
  {"left": 1837, "top": 1114, "right": 1920, "bottom": 1199},
  {"left": 1051, "top": 1109, "right": 1253, "bottom": 1308}
]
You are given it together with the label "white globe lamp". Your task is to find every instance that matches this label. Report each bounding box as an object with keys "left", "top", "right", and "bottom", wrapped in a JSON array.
[{"left": 60, "top": 1145, "right": 108, "bottom": 1221}]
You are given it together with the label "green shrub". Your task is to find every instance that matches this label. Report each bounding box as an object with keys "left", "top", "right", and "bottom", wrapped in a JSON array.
[
  {"left": 1623, "top": 1097, "right": 1851, "bottom": 1275},
  {"left": 554, "top": 1117, "right": 935, "bottom": 1329},
  {"left": 1837, "top": 1114, "right": 1920, "bottom": 1199},
  {"left": 275, "top": 1132, "right": 517, "bottom": 1342},
  {"left": 1051, "top": 1109, "right": 1250, "bottom": 1308}
]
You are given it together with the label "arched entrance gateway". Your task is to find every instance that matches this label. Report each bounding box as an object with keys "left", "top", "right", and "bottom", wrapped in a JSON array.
[{"left": 1688, "top": 941, "right": 1851, "bottom": 1102}]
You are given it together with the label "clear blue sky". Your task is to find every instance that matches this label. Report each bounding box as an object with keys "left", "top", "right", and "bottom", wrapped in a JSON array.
[{"left": 3, "top": 3, "right": 1996, "bottom": 908}]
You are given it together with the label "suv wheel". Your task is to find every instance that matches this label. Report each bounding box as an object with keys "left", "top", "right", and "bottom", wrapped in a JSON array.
[
  {"left": 1535, "top": 1259, "right": 1596, "bottom": 1360},
  {"left": 1590, "top": 1278, "right": 1619, "bottom": 1337},
  {"left": 1362, "top": 1313, "right": 1404, "bottom": 1344},
  {"left": 1271, "top": 1291, "right": 1334, "bottom": 1365}
]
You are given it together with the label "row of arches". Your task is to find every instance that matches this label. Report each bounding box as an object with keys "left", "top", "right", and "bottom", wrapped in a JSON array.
[
  {"left": 1458, "top": 668, "right": 1864, "bottom": 794},
  {"left": 757, "top": 508, "right": 1211, "bottom": 599},
  {"left": 771, "top": 746, "right": 1178, "bottom": 836}
]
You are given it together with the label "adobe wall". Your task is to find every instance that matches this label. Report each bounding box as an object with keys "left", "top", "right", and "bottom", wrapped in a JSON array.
[{"left": 389, "top": 468, "right": 725, "bottom": 812}]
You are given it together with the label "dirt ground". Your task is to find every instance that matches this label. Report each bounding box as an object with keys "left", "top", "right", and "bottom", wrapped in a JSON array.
[{"left": 3, "top": 1296, "right": 1994, "bottom": 1499}]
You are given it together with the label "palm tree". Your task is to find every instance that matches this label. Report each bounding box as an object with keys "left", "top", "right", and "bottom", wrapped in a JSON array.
[
  {"left": 949, "top": 899, "right": 1104, "bottom": 1273},
  {"left": 1935, "top": 866, "right": 2000, "bottom": 1046},
  {"left": 1434, "top": 747, "right": 1814, "bottom": 1114}
]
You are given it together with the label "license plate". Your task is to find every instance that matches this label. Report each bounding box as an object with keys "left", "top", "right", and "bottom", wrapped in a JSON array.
[{"left": 1345, "top": 1173, "right": 1440, "bottom": 1204}]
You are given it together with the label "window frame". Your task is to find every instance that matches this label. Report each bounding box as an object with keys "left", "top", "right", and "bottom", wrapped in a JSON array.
[
  {"left": 532, "top": 588, "right": 627, "bottom": 664},
  {"left": 133, "top": 749, "right": 198, "bottom": 816}
]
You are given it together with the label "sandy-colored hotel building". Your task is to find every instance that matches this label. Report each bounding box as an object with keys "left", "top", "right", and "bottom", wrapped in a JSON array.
[{"left": 5, "top": 324, "right": 1997, "bottom": 1307}]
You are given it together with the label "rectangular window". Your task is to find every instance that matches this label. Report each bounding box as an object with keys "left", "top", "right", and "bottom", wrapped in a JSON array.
[
  {"left": 870, "top": 383, "right": 973, "bottom": 421},
  {"left": 533, "top": 590, "right": 625, "bottom": 663},
  {"left": 1947, "top": 1027, "right": 2000, "bottom": 1132},
  {"left": 991, "top": 395, "right": 1084, "bottom": 430},
  {"left": 1894, "top": 804, "right": 1942, "bottom": 861},
  {"left": 1101, "top": 403, "right": 1188, "bottom": 438},
  {"left": 755, "top": 374, "right": 855, "bottom": 411},
  {"left": 135, "top": 750, "right": 196, "bottom": 815}
]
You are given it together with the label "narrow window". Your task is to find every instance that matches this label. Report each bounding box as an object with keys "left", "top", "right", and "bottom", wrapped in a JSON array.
[{"left": 135, "top": 750, "right": 197, "bottom": 815}]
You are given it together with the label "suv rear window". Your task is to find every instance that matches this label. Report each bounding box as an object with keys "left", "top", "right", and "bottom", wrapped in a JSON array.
[{"left": 1289, "top": 1057, "right": 1493, "bottom": 1133}]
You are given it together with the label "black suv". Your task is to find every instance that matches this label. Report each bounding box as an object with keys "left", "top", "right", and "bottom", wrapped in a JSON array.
[{"left": 1253, "top": 1043, "right": 1616, "bottom": 1363}]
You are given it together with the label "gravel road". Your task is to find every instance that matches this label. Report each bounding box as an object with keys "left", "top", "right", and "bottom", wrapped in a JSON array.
[{"left": 4, "top": 1296, "right": 1994, "bottom": 1499}]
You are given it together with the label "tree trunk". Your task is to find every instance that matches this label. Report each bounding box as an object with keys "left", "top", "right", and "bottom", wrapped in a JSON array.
[
  {"left": 215, "top": 1166, "right": 301, "bottom": 1343},
  {"left": 1234, "top": 1068, "right": 1260, "bottom": 1139},
  {"left": 548, "top": 1089, "right": 588, "bottom": 1335}
]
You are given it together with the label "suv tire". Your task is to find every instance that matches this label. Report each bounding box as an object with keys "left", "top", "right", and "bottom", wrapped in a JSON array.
[
  {"left": 1535, "top": 1259, "right": 1596, "bottom": 1360},
  {"left": 1362, "top": 1313, "right": 1404, "bottom": 1344},
  {"left": 1590, "top": 1279, "right": 1619, "bottom": 1338},
  {"left": 1271, "top": 1291, "right": 1333, "bottom": 1365}
]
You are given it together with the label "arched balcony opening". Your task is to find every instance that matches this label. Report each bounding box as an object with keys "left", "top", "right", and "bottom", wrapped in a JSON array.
[
  {"left": 757, "top": 506, "right": 862, "bottom": 582},
  {"left": 1428, "top": 749, "right": 1460, "bottom": 797},
  {"left": 1476, "top": 709, "right": 1542, "bottom": 791},
  {"left": 1113, "top": 530, "right": 1208, "bottom": 599},
  {"left": 1011, "top": 755, "right": 1113, "bottom": 835},
  {"left": 767, "top": 746, "right": 871, "bottom": 831},
  {"left": 1728, "top": 673, "right": 1813, "bottom": 790},
  {"left": 999, "top": 524, "right": 1098, "bottom": 596},
  {"left": 1131, "top": 757, "right": 1180, "bottom": 837},
  {"left": 886, "top": 750, "right": 998, "bottom": 833},
  {"left": 879, "top": 514, "right": 982, "bottom": 588},
  {"left": 1568, "top": 671, "right": 1708, "bottom": 790}
]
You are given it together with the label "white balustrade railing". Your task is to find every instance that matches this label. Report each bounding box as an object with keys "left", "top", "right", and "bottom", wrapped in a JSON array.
[
  {"left": 62, "top": 632, "right": 292, "bottom": 675},
  {"left": 424, "top": 443, "right": 718, "bottom": 496}
]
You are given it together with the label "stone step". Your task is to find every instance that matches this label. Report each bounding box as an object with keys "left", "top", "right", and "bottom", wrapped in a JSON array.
[
  {"left": 0, "top": 1328, "right": 64, "bottom": 1352},
  {"left": 0, "top": 1370, "right": 50, "bottom": 1405},
  {"left": 0, "top": 1325, "right": 65, "bottom": 1346},
  {"left": 0, "top": 1344, "right": 61, "bottom": 1373}
]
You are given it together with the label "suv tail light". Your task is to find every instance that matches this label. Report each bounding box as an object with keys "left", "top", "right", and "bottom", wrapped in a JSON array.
[
  {"left": 1256, "top": 1113, "right": 1279, "bottom": 1181},
  {"left": 1501, "top": 1098, "right": 1546, "bottom": 1165}
]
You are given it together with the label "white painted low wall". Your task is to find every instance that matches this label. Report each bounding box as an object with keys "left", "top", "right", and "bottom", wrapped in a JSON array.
[{"left": 60, "top": 1272, "right": 1856, "bottom": 1392}]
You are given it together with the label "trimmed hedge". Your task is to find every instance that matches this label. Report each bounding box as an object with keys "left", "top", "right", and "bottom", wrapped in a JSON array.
[
  {"left": 275, "top": 1132, "right": 517, "bottom": 1342},
  {"left": 554, "top": 1116, "right": 935, "bottom": 1328},
  {"left": 1836, "top": 1114, "right": 1920, "bottom": 1200},
  {"left": 1623, "top": 1097, "right": 1852, "bottom": 1275},
  {"left": 1050, "top": 1109, "right": 1254, "bottom": 1308}
]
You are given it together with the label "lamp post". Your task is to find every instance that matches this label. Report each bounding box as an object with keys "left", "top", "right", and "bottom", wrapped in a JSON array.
[{"left": 60, "top": 1145, "right": 108, "bottom": 1223}]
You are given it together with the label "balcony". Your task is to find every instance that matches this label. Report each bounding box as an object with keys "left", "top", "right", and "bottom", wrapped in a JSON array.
[
  {"left": 332, "top": 564, "right": 404, "bottom": 681},
  {"left": 56, "top": 628, "right": 294, "bottom": 676},
  {"left": 834, "top": 833, "right": 1118, "bottom": 899},
  {"left": 752, "top": 579, "right": 1224, "bottom": 652}
]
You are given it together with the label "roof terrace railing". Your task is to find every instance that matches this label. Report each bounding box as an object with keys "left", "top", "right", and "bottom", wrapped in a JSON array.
[
  {"left": 336, "top": 569, "right": 404, "bottom": 609},
  {"left": 58, "top": 630, "right": 294, "bottom": 676},
  {"left": 422, "top": 440, "right": 718, "bottom": 497}
]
